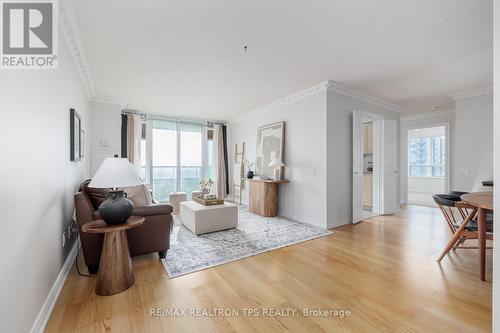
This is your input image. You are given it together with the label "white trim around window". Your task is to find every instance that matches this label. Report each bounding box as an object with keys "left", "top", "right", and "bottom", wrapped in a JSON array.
[{"left": 401, "top": 121, "right": 451, "bottom": 204}]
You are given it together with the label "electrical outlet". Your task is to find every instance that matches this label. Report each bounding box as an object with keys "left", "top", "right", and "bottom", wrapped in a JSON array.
[
  {"left": 62, "top": 231, "right": 66, "bottom": 248},
  {"left": 459, "top": 168, "right": 470, "bottom": 176}
]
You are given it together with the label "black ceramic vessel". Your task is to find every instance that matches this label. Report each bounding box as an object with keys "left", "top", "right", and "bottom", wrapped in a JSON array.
[
  {"left": 98, "top": 190, "right": 134, "bottom": 225},
  {"left": 247, "top": 171, "right": 254, "bottom": 179}
]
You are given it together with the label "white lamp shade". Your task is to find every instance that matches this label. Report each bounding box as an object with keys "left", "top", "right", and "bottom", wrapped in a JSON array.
[
  {"left": 268, "top": 159, "right": 285, "bottom": 169},
  {"left": 88, "top": 158, "right": 143, "bottom": 188}
]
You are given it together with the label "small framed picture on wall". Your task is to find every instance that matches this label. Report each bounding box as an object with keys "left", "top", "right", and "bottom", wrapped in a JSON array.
[
  {"left": 70, "top": 108, "right": 81, "bottom": 162},
  {"left": 80, "top": 129, "right": 85, "bottom": 158}
]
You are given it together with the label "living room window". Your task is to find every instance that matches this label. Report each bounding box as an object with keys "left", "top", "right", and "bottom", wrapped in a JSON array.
[
  {"left": 143, "top": 118, "right": 213, "bottom": 202},
  {"left": 180, "top": 123, "right": 203, "bottom": 196},
  {"left": 408, "top": 134, "right": 445, "bottom": 178}
]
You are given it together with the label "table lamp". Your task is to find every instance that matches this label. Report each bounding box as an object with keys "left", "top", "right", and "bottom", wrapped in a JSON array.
[
  {"left": 268, "top": 159, "right": 285, "bottom": 181},
  {"left": 88, "top": 157, "right": 143, "bottom": 225}
]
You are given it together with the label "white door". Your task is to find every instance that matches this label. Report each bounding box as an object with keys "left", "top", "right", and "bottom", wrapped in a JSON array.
[
  {"left": 381, "top": 119, "right": 399, "bottom": 214},
  {"left": 352, "top": 111, "right": 364, "bottom": 223}
]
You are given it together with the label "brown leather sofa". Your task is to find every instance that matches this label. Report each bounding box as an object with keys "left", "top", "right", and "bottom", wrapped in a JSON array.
[{"left": 74, "top": 188, "right": 173, "bottom": 274}]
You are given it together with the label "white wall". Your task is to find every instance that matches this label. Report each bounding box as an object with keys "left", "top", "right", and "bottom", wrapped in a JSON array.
[
  {"left": 89, "top": 101, "right": 123, "bottom": 175},
  {"left": 326, "top": 91, "right": 400, "bottom": 227},
  {"left": 229, "top": 87, "right": 401, "bottom": 229},
  {"left": 0, "top": 32, "right": 90, "bottom": 332},
  {"left": 407, "top": 178, "right": 444, "bottom": 207},
  {"left": 407, "top": 178, "right": 444, "bottom": 194},
  {"left": 229, "top": 92, "right": 328, "bottom": 228},
  {"left": 453, "top": 94, "right": 493, "bottom": 191},
  {"left": 492, "top": 1, "right": 499, "bottom": 330}
]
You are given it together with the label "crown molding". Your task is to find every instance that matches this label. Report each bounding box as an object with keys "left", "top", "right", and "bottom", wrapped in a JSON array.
[
  {"left": 230, "top": 80, "right": 405, "bottom": 123},
  {"left": 230, "top": 81, "right": 329, "bottom": 123},
  {"left": 59, "top": 0, "right": 95, "bottom": 98},
  {"left": 400, "top": 108, "right": 454, "bottom": 122},
  {"left": 90, "top": 95, "right": 128, "bottom": 109},
  {"left": 325, "top": 81, "right": 406, "bottom": 113},
  {"left": 449, "top": 85, "right": 493, "bottom": 101}
]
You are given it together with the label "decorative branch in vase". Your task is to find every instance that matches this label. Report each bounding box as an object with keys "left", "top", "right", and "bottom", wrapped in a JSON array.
[
  {"left": 199, "top": 178, "right": 214, "bottom": 195},
  {"left": 244, "top": 159, "right": 255, "bottom": 179}
]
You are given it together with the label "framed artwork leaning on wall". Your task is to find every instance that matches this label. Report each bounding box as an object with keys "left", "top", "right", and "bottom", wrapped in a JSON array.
[{"left": 255, "top": 121, "right": 285, "bottom": 178}]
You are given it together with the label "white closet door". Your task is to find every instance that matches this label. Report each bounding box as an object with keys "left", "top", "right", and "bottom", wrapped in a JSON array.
[
  {"left": 352, "top": 111, "right": 364, "bottom": 224},
  {"left": 381, "top": 119, "right": 399, "bottom": 214}
]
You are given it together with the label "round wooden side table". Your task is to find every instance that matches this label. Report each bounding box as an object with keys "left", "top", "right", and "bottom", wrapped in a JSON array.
[{"left": 82, "top": 216, "right": 145, "bottom": 296}]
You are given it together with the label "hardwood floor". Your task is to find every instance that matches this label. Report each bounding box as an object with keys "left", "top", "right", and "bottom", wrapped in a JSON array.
[{"left": 45, "top": 205, "right": 492, "bottom": 332}]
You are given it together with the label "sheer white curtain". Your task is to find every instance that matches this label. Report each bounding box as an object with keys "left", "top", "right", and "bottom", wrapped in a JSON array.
[
  {"left": 127, "top": 114, "right": 143, "bottom": 166},
  {"left": 212, "top": 124, "right": 227, "bottom": 199}
]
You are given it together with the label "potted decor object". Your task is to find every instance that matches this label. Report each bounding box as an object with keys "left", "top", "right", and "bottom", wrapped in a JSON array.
[
  {"left": 200, "top": 178, "right": 214, "bottom": 196},
  {"left": 244, "top": 159, "right": 255, "bottom": 179}
]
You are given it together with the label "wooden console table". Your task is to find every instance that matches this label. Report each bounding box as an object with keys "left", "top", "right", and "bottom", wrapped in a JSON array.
[{"left": 247, "top": 179, "right": 289, "bottom": 217}]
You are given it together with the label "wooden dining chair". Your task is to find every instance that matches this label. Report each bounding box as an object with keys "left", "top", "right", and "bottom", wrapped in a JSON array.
[{"left": 433, "top": 194, "right": 493, "bottom": 262}]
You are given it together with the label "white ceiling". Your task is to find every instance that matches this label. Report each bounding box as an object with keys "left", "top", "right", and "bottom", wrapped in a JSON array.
[{"left": 73, "top": 0, "right": 492, "bottom": 120}]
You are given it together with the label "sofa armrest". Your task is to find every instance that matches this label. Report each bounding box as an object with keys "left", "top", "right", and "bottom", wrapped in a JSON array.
[
  {"left": 133, "top": 204, "right": 173, "bottom": 216},
  {"left": 92, "top": 204, "right": 173, "bottom": 220}
]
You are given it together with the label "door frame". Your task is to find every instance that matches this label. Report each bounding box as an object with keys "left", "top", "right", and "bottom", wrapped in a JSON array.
[
  {"left": 352, "top": 110, "right": 383, "bottom": 223},
  {"left": 402, "top": 122, "right": 450, "bottom": 205}
]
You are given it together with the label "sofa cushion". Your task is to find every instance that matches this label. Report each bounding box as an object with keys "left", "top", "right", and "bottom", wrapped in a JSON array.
[
  {"left": 93, "top": 204, "right": 173, "bottom": 219},
  {"left": 133, "top": 204, "right": 173, "bottom": 216}
]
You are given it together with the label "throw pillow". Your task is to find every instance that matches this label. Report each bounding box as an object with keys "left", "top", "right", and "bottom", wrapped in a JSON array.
[
  {"left": 80, "top": 179, "right": 111, "bottom": 210},
  {"left": 120, "top": 184, "right": 153, "bottom": 207}
]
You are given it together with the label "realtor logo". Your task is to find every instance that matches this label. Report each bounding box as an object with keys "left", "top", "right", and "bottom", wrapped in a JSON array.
[{"left": 1, "top": 0, "right": 58, "bottom": 69}]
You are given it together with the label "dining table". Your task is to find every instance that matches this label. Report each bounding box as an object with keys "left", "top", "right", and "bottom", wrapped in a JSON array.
[{"left": 460, "top": 192, "right": 494, "bottom": 281}]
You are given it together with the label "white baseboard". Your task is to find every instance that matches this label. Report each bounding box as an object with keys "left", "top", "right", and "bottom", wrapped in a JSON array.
[
  {"left": 279, "top": 212, "right": 326, "bottom": 229},
  {"left": 327, "top": 217, "right": 352, "bottom": 229},
  {"left": 238, "top": 204, "right": 328, "bottom": 229},
  {"left": 30, "top": 242, "right": 78, "bottom": 333}
]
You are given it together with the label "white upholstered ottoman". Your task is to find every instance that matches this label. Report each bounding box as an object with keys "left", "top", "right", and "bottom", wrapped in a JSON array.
[
  {"left": 169, "top": 192, "right": 187, "bottom": 215},
  {"left": 179, "top": 201, "right": 238, "bottom": 235}
]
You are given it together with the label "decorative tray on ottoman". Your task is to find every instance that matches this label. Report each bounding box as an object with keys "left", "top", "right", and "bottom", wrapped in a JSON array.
[{"left": 193, "top": 196, "right": 224, "bottom": 206}]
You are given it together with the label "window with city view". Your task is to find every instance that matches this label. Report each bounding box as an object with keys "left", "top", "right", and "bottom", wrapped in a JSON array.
[
  {"left": 408, "top": 133, "right": 445, "bottom": 178},
  {"left": 137, "top": 119, "right": 213, "bottom": 203}
]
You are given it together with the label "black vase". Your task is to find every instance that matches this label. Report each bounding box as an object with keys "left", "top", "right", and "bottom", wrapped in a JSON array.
[
  {"left": 247, "top": 171, "right": 254, "bottom": 179},
  {"left": 98, "top": 190, "right": 134, "bottom": 225}
]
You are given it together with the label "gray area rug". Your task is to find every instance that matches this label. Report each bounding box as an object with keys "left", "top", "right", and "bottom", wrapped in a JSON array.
[{"left": 161, "top": 208, "right": 332, "bottom": 278}]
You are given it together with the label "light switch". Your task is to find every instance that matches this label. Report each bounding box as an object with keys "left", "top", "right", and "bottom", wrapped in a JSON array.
[
  {"left": 99, "top": 140, "right": 110, "bottom": 147},
  {"left": 459, "top": 168, "right": 469, "bottom": 176}
]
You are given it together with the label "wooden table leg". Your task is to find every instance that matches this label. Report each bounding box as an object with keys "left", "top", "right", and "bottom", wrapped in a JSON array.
[
  {"left": 437, "top": 207, "right": 477, "bottom": 262},
  {"left": 96, "top": 230, "right": 135, "bottom": 296},
  {"left": 478, "top": 208, "right": 486, "bottom": 281}
]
